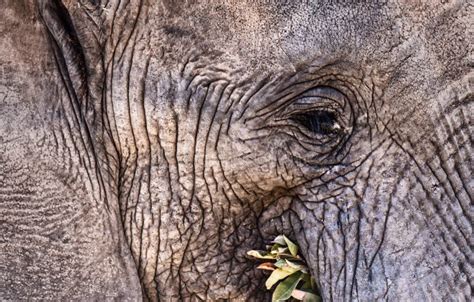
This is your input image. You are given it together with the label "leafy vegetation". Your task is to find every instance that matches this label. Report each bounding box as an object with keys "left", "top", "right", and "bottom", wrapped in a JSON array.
[{"left": 247, "top": 235, "right": 322, "bottom": 302}]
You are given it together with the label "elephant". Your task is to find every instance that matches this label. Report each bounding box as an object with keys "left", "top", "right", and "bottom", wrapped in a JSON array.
[{"left": 0, "top": 0, "right": 472, "bottom": 300}]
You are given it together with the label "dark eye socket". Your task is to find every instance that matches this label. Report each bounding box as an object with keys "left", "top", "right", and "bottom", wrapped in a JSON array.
[{"left": 290, "top": 110, "right": 340, "bottom": 135}]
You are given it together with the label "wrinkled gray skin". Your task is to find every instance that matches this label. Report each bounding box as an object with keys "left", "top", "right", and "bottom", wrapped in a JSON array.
[{"left": 1, "top": 0, "right": 472, "bottom": 301}]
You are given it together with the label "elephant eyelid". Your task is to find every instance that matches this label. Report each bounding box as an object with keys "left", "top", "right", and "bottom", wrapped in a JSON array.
[
  {"left": 278, "top": 85, "right": 349, "bottom": 115},
  {"left": 292, "top": 85, "right": 347, "bottom": 104},
  {"left": 268, "top": 85, "right": 355, "bottom": 160}
]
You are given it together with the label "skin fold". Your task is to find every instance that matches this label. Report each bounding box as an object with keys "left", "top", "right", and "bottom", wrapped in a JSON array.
[{"left": 0, "top": 0, "right": 472, "bottom": 300}]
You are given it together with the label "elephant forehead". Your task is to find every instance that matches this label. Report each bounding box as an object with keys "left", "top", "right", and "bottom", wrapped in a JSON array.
[
  {"left": 151, "top": 1, "right": 387, "bottom": 66},
  {"left": 145, "top": 1, "right": 466, "bottom": 70}
]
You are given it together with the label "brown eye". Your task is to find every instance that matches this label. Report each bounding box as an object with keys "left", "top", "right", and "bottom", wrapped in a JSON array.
[{"left": 289, "top": 110, "right": 341, "bottom": 135}]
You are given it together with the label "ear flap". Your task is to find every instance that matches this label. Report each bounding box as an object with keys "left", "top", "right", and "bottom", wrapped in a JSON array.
[
  {"left": 38, "top": 0, "right": 92, "bottom": 120},
  {"left": 37, "top": 0, "right": 118, "bottom": 210}
]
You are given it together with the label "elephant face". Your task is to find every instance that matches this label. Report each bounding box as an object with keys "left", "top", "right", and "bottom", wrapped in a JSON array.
[{"left": 1, "top": 0, "right": 472, "bottom": 301}]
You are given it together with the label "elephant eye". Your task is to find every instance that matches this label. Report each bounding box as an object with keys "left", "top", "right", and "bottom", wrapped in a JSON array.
[
  {"left": 289, "top": 110, "right": 341, "bottom": 135},
  {"left": 269, "top": 85, "right": 354, "bottom": 163}
]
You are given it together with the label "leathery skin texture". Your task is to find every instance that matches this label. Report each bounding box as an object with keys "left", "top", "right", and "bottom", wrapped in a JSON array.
[{"left": 0, "top": 0, "right": 472, "bottom": 301}]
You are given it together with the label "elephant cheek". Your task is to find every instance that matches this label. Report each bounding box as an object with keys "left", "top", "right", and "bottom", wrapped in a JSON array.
[{"left": 288, "top": 144, "right": 470, "bottom": 301}]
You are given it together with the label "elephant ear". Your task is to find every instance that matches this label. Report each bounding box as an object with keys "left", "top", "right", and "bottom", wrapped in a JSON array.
[{"left": 38, "top": 0, "right": 102, "bottom": 124}]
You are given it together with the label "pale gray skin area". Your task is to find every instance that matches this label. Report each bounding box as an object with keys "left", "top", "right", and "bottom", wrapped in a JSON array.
[{"left": 0, "top": 0, "right": 472, "bottom": 300}]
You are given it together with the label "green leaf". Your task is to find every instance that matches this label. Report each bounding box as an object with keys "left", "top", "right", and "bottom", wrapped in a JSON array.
[
  {"left": 247, "top": 234, "right": 320, "bottom": 301},
  {"left": 300, "top": 274, "right": 312, "bottom": 291},
  {"left": 247, "top": 250, "right": 276, "bottom": 260},
  {"left": 302, "top": 292, "right": 322, "bottom": 302},
  {"left": 310, "top": 276, "right": 318, "bottom": 292},
  {"left": 273, "top": 235, "right": 287, "bottom": 246},
  {"left": 271, "top": 244, "right": 280, "bottom": 254},
  {"left": 283, "top": 235, "right": 298, "bottom": 257},
  {"left": 272, "top": 271, "right": 303, "bottom": 301},
  {"left": 265, "top": 268, "right": 297, "bottom": 290},
  {"left": 285, "top": 259, "right": 307, "bottom": 273},
  {"left": 274, "top": 259, "right": 287, "bottom": 268},
  {"left": 271, "top": 244, "right": 289, "bottom": 255}
]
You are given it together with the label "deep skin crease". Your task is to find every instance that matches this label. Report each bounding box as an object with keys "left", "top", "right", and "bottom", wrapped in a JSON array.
[{"left": 0, "top": 0, "right": 472, "bottom": 301}]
